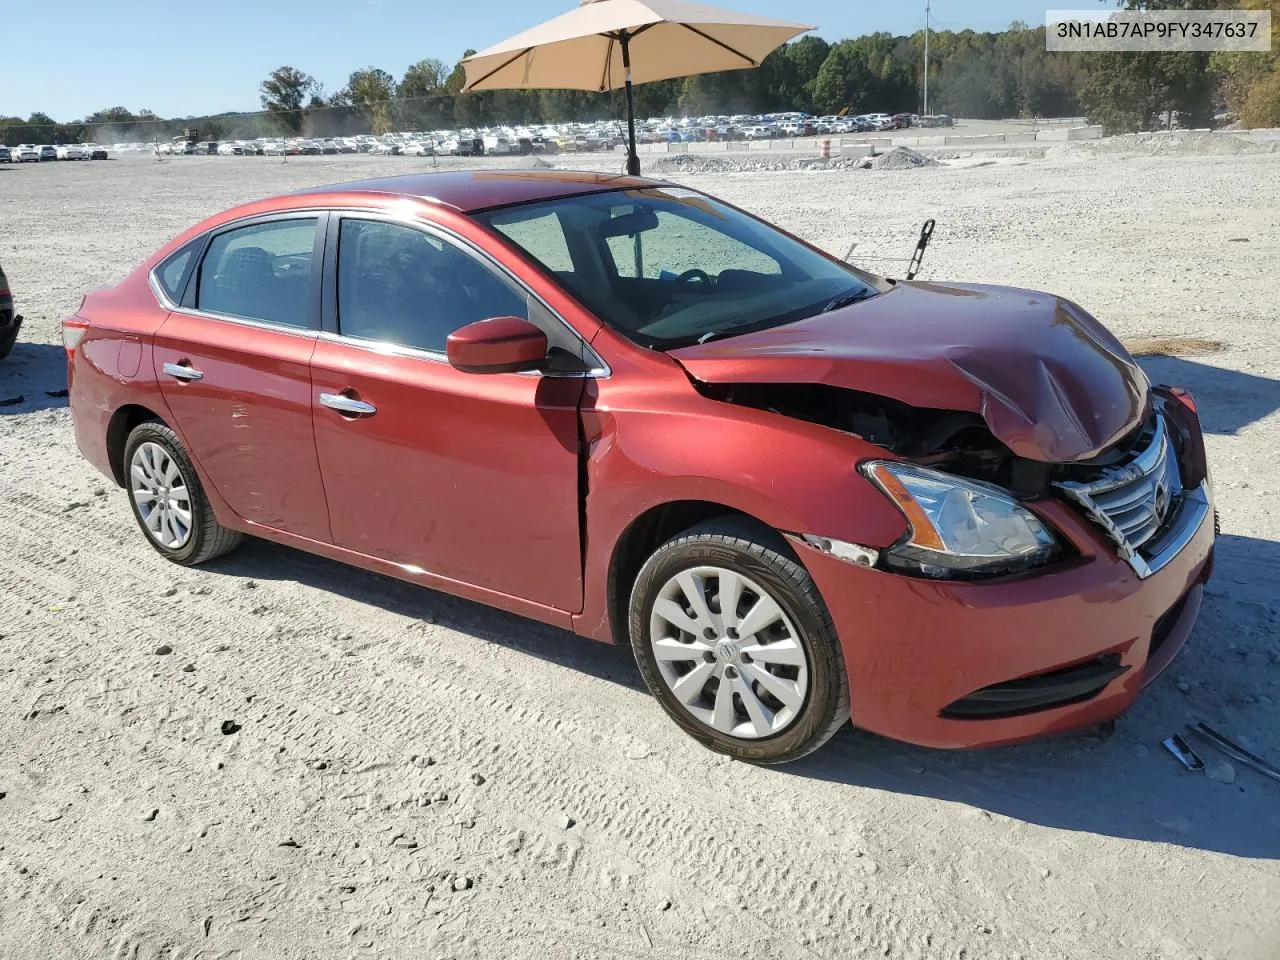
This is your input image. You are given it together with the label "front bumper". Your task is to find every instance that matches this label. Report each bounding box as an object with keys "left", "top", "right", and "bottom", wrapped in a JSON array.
[{"left": 792, "top": 491, "right": 1215, "bottom": 749}]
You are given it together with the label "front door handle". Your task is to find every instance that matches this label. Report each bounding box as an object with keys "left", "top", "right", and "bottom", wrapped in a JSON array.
[
  {"left": 162, "top": 361, "right": 204, "bottom": 381},
  {"left": 319, "top": 392, "right": 377, "bottom": 416}
]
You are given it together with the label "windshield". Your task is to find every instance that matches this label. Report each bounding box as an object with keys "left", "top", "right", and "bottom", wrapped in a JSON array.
[{"left": 475, "top": 187, "right": 879, "bottom": 350}]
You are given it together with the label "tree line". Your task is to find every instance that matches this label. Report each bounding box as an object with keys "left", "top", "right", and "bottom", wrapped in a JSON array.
[{"left": 3, "top": 4, "right": 1277, "bottom": 146}]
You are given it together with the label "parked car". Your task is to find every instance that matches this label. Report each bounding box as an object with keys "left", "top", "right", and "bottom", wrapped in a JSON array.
[
  {"left": 404, "top": 141, "right": 435, "bottom": 157},
  {"left": 12, "top": 144, "right": 40, "bottom": 162},
  {"left": 56, "top": 144, "right": 89, "bottom": 160},
  {"left": 0, "top": 146, "right": 10, "bottom": 163},
  {"left": 441, "top": 137, "right": 482, "bottom": 156},
  {"left": 0, "top": 259, "right": 21, "bottom": 360},
  {"left": 483, "top": 134, "right": 514, "bottom": 156},
  {"left": 86, "top": 143, "right": 110, "bottom": 159},
  {"left": 39, "top": 145, "right": 58, "bottom": 161},
  {"left": 63, "top": 170, "right": 1215, "bottom": 763}
]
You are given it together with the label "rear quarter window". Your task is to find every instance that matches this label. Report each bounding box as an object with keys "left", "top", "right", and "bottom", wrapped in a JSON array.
[{"left": 154, "top": 239, "right": 203, "bottom": 304}]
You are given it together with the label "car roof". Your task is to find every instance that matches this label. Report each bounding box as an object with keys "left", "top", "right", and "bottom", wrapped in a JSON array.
[{"left": 291, "top": 170, "right": 660, "bottom": 214}]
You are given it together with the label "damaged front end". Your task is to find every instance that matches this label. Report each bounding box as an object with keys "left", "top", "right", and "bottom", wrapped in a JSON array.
[{"left": 692, "top": 378, "right": 1211, "bottom": 583}]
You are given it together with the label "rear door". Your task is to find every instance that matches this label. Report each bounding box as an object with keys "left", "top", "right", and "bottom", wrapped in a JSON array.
[
  {"left": 309, "top": 213, "right": 589, "bottom": 611},
  {"left": 152, "top": 213, "right": 332, "bottom": 542}
]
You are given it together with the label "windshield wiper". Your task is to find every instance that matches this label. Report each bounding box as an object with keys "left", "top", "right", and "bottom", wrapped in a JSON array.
[
  {"left": 695, "top": 327, "right": 738, "bottom": 345},
  {"left": 821, "top": 288, "right": 876, "bottom": 313}
]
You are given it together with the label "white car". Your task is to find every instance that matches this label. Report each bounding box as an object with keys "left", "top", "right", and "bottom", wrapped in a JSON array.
[
  {"left": 483, "top": 134, "right": 514, "bottom": 155},
  {"left": 56, "top": 144, "right": 86, "bottom": 160},
  {"left": 216, "top": 142, "right": 241, "bottom": 155},
  {"left": 404, "top": 141, "right": 434, "bottom": 157},
  {"left": 13, "top": 144, "right": 40, "bottom": 162}
]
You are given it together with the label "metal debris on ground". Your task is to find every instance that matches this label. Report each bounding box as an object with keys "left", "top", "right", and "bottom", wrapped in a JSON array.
[
  {"left": 1162, "top": 734, "right": 1204, "bottom": 771},
  {"left": 1186, "top": 720, "right": 1280, "bottom": 783}
]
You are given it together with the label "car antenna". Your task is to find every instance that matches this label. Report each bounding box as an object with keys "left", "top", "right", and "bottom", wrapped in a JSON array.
[
  {"left": 905, "top": 219, "right": 935, "bottom": 281},
  {"left": 843, "top": 218, "right": 936, "bottom": 281}
]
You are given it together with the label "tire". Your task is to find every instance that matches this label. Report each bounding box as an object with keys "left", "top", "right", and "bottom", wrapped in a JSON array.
[
  {"left": 628, "top": 517, "right": 849, "bottom": 764},
  {"left": 122, "top": 420, "right": 242, "bottom": 565},
  {"left": 0, "top": 323, "right": 18, "bottom": 360}
]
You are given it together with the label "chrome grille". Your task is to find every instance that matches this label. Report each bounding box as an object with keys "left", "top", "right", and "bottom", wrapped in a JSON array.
[{"left": 1056, "top": 415, "right": 1183, "bottom": 565}]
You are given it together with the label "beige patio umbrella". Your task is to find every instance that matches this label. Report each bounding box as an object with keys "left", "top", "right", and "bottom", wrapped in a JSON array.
[{"left": 461, "top": 0, "right": 812, "bottom": 175}]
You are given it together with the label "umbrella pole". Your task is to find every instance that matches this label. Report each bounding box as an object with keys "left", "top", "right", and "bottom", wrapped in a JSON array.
[{"left": 620, "top": 33, "right": 640, "bottom": 176}]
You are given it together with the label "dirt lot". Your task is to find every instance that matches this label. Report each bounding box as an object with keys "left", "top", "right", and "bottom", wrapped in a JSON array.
[{"left": 1, "top": 145, "right": 1278, "bottom": 960}]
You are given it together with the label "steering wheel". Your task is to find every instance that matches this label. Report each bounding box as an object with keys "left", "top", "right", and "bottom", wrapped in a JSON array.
[{"left": 661, "top": 268, "right": 715, "bottom": 307}]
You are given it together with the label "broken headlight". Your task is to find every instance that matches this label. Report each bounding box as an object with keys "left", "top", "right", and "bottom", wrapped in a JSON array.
[{"left": 862, "top": 461, "right": 1058, "bottom": 578}]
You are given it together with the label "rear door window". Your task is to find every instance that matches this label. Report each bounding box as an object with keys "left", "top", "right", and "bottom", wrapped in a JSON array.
[{"left": 196, "top": 218, "right": 318, "bottom": 327}]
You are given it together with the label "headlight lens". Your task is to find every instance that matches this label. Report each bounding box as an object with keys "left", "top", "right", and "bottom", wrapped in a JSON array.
[{"left": 862, "top": 461, "right": 1058, "bottom": 577}]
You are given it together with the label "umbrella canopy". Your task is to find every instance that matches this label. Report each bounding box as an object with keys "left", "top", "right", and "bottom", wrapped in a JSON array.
[{"left": 461, "top": 0, "right": 811, "bottom": 174}]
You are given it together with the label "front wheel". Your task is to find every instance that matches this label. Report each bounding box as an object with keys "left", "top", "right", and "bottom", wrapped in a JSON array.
[
  {"left": 628, "top": 518, "right": 849, "bottom": 764},
  {"left": 123, "top": 420, "right": 243, "bottom": 565}
]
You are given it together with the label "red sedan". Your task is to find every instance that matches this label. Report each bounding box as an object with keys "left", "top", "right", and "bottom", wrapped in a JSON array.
[{"left": 65, "top": 171, "right": 1215, "bottom": 762}]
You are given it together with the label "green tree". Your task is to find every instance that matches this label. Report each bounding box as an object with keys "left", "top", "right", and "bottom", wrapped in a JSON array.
[
  {"left": 260, "top": 66, "right": 320, "bottom": 134},
  {"left": 343, "top": 67, "right": 397, "bottom": 133},
  {"left": 1212, "top": 0, "right": 1279, "bottom": 126},
  {"left": 397, "top": 58, "right": 453, "bottom": 128},
  {"left": 1080, "top": 0, "right": 1217, "bottom": 133}
]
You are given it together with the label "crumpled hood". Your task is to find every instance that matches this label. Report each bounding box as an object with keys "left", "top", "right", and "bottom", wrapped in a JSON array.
[{"left": 670, "top": 281, "right": 1148, "bottom": 462}]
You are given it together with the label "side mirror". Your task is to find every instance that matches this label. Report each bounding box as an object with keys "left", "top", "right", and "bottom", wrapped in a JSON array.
[{"left": 446, "top": 316, "right": 548, "bottom": 374}]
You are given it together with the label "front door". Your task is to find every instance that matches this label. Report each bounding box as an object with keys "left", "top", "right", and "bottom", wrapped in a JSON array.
[
  {"left": 309, "top": 215, "right": 585, "bottom": 612},
  {"left": 153, "top": 214, "right": 331, "bottom": 542}
]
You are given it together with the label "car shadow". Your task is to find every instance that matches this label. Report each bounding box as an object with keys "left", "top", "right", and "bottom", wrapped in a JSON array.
[
  {"left": 210, "top": 524, "right": 1279, "bottom": 860},
  {"left": 208, "top": 537, "right": 645, "bottom": 692},
  {"left": 780, "top": 531, "right": 1280, "bottom": 861},
  {"left": 0, "top": 341, "right": 69, "bottom": 414},
  {"left": 1138, "top": 354, "right": 1280, "bottom": 436}
]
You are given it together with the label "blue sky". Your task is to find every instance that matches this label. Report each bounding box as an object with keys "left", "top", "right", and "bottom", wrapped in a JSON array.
[{"left": 9, "top": 0, "right": 1053, "bottom": 120}]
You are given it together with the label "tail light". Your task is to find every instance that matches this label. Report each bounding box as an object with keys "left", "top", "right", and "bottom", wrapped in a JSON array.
[{"left": 62, "top": 317, "right": 89, "bottom": 353}]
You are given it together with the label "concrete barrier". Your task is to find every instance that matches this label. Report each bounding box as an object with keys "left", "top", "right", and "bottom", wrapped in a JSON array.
[
  {"left": 943, "top": 134, "right": 1007, "bottom": 145},
  {"left": 748, "top": 139, "right": 772, "bottom": 151},
  {"left": 1066, "top": 125, "right": 1103, "bottom": 140}
]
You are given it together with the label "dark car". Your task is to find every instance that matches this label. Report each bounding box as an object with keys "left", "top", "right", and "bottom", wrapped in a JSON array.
[
  {"left": 0, "top": 260, "right": 22, "bottom": 359},
  {"left": 63, "top": 171, "right": 1214, "bottom": 763}
]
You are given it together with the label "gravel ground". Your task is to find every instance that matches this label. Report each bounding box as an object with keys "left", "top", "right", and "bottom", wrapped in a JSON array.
[{"left": 1, "top": 145, "right": 1278, "bottom": 960}]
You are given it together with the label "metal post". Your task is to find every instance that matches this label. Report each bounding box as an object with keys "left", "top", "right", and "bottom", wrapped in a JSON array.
[
  {"left": 621, "top": 32, "right": 641, "bottom": 176},
  {"left": 923, "top": 1, "right": 930, "bottom": 116}
]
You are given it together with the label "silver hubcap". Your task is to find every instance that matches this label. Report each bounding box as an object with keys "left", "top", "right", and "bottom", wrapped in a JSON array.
[
  {"left": 130, "top": 442, "right": 193, "bottom": 549},
  {"left": 649, "top": 566, "right": 809, "bottom": 740}
]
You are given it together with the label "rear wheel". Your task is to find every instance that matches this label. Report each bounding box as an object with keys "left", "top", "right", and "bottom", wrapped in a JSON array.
[
  {"left": 123, "top": 421, "right": 242, "bottom": 565},
  {"left": 629, "top": 518, "right": 849, "bottom": 764}
]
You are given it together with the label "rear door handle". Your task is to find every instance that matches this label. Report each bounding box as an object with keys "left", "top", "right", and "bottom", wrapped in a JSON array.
[
  {"left": 319, "top": 392, "right": 377, "bottom": 416},
  {"left": 162, "top": 361, "right": 204, "bottom": 381}
]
